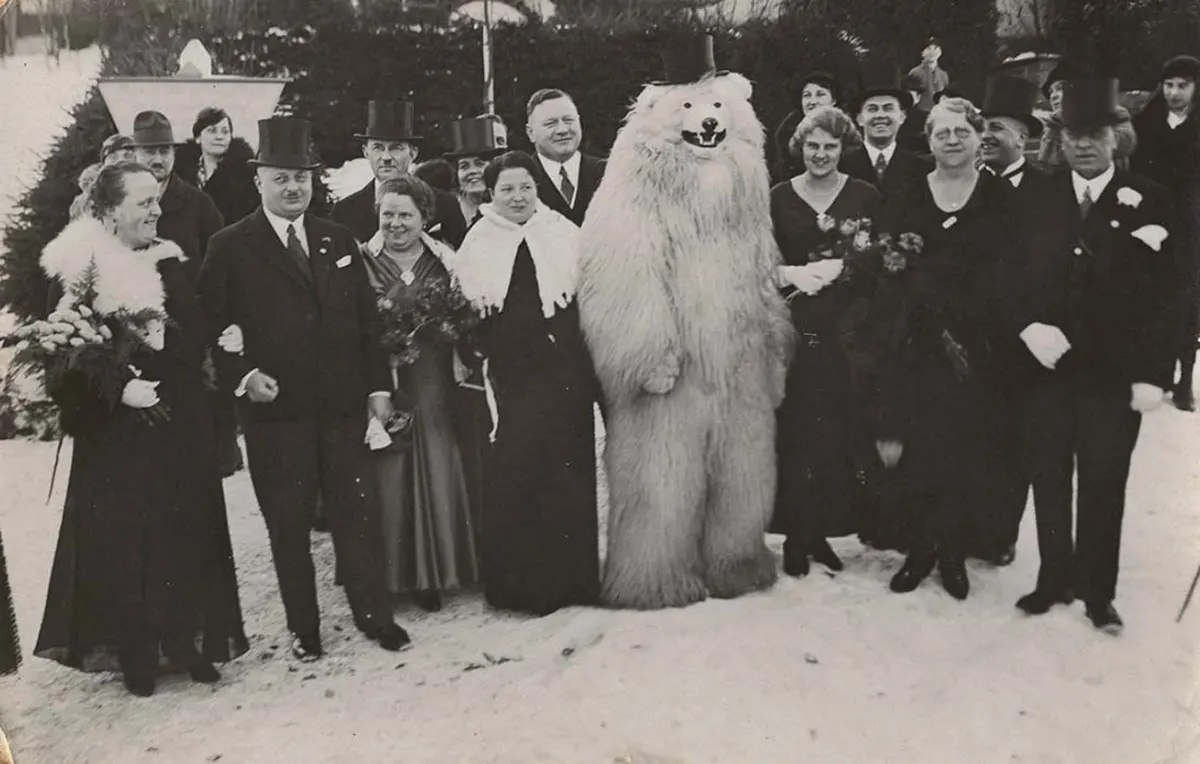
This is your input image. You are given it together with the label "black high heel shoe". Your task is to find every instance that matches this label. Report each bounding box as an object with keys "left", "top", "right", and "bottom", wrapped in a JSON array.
[
  {"left": 413, "top": 590, "right": 442, "bottom": 612},
  {"left": 810, "top": 538, "right": 844, "bottom": 571},
  {"left": 123, "top": 672, "right": 156, "bottom": 697}
]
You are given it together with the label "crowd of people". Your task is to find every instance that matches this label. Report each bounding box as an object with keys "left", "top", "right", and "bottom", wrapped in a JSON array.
[{"left": 0, "top": 37, "right": 1196, "bottom": 698}]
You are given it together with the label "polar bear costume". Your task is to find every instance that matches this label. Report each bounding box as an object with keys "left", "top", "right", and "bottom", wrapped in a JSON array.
[{"left": 579, "top": 59, "right": 793, "bottom": 609}]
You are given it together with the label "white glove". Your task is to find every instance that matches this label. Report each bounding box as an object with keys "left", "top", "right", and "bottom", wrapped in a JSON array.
[
  {"left": 780, "top": 260, "right": 843, "bottom": 296},
  {"left": 1131, "top": 383, "right": 1163, "bottom": 412},
  {"left": 218, "top": 324, "right": 244, "bottom": 355},
  {"left": 1019, "top": 322, "right": 1072, "bottom": 370},
  {"left": 121, "top": 378, "right": 161, "bottom": 409}
]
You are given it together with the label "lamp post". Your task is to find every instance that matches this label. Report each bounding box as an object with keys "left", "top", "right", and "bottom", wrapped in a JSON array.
[{"left": 482, "top": 0, "right": 495, "bottom": 114}]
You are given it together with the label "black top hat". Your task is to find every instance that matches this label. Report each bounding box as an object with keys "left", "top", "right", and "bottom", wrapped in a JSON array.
[
  {"left": 443, "top": 116, "right": 508, "bottom": 160},
  {"left": 852, "top": 59, "right": 915, "bottom": 113},
  {"left": 354, "top": 100, "right": 422, "bottom": 142},
  {"left": 1041, "top": 58, "right": 1082, "bottom": 100},
  {"left": 131, "top": 111, "right": 178, "bottom": 147},
  {"left": 1160, "top": 54, "right": 1200, "bottom": 83},
  {"left": 249, "top": 117, "right": 320, "bottom": 169},
  {"left": 1059, "top": 77, "right": 1124, "bottom": 130},
  {"left": 655, "top": 33, "right": 724, "bottom": 85},
  {"left": 981, "top": 75, "right": 1044, "bottom": 136}
]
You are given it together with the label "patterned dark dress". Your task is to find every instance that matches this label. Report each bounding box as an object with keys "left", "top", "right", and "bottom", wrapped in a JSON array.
[
  {"left": 475, "top": 243, "right": 599, "bottom": 616},
  {"left": 362, "top": 245, "right": 479, "bottom": 595},
  {"left": 769, "top": 177, "right": 882, "bottom": 547}
]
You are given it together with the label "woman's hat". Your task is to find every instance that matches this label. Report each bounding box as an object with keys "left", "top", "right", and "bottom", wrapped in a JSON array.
[
  {"left": 1041, "top": 58, "right": 1082, "bottom": 100},
  {"left": 791, "top": 70, "right": 841, "bottom": 107},
  {"left": 130, "top": 111, "right": 178, "bottom": 147},
  {"left": 654, "top": 33, "right": 726, "bottom": 85},
  {"left": 852, "top": 59, "right": 915, "bottom": 113},
  {"left": 981, "top": 75, "right": 1044, "bottom": 136},
  {"left": 354, "top": 100, "right": 422, "bottom": 143},
  {"left": 443, "top": 116, "right": 508, "bottom": 160},
  {"left": 1059, "top": 77, "right": 1124, "bottom": 130},
  {"left": 100, "top": 133, "right": 134, "bottom": 160},
  {"left": 1160, "top": 54, "right": 1200, "bottom": 83},
  {"left": 249, "top": 117, "right": 320, "bottom": 169}
]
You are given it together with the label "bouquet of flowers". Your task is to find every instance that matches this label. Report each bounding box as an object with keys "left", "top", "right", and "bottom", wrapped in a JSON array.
[
  {"left": 3, "top": 259, "right": 170, "bottom": 422},
  {"left": 376, "top": 274, "right": 480, "bottom": 368},
  {"left": 804, "top": 215, "right": 925, "bottom": 284}
]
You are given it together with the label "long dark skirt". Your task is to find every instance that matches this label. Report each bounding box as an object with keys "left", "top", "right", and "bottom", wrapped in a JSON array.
[{"left": 1, "top": 531, "right": 18, "bottom": 675}]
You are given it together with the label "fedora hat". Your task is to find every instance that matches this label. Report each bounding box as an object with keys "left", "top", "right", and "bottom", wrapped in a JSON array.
[
  {"left": 654, "top": 33, "right": 726, "bottom": 86},
  {"left": 1059, "top": 77, "right": 1123, "bottom": 130},
  {"left": 443, "top": 116, "right": 508, "bottom": 160},
  {"left": 981, "top": 75, "right": 1044, "bottom": 137},
  {"left": 131, "top": 111, "right": 178, "bottom": 147},
  {"left": 248, "top": 117, "right": 320, "bottom": 169},
  {"left": 852, "top": 59, "right": 915, "bottom": 114},
  {"left": 354, "top": 100, "right": 422, "bottom": 142}
]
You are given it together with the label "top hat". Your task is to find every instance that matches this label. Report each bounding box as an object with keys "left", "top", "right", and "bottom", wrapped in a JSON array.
[
  {"left": 1160, "top": 54, "right": 1200, "bottom": 83},
  {"left": 131, "top": 111, "right": 178, "bottom": 147},
  {"left": 1041, "top": 58, "right": 1082, "bottom": 100},
  {"left": 1059, "top": 77, "right": 1124, "bottom": 130},
  {"left": 443, "top": 116, "right": 508, "bottom": 160},
  {"left": 981, "top": 75, "right": 1044, "bottom": 136},
  {"left": 655, "top": 33, "right": 725, "bottom": 86},
  {"left": 852, "top": 59, "right": 915, "bottom": 113},
  {"left": 249, "top": 117, "right": 320, "bottom": 169},
  {"left": 354, "top": 100, "right": 422, "bottom": 142},
  {"left": 100, "top": 133, "right": 134, "bottom": 160}
]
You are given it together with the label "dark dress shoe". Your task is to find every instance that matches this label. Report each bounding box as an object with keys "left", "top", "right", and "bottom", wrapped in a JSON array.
[
  {"left": 188, "top": 660, "right": 221, "bottom": 684},
  {"left": 782, "top": 542, "right": 810, "bottom": 577},
  {"left": 1016, "top": 588, "right": 1074, "bottom": 615},
  {"left": 291, "top": 633, "right": 323, "bottom": 662},
  {"left": 1174, "top": 385, "right": 1195, "bottom": 412},
  {"left": 890, "top": 552, "right": 936, "bottom": 593},
  {"left": 413, "top": 590, "right": 442, "bottom": 612},
  {"left": 1085, "top": 601, "right": 1123, "bottom": 635},
  {"left": 168, "top": 645, "right": 222, "bottom": 683},
  {"left": 939, "top": 562, "right": 969, "bottom": 600},
  {"left": 368, "top": 622, "right": 412, "bottom": 652},
  {"left": 123, "top": 673, "right": 156, "bottom": 697},
  {"left": 811, "top": 538, "right": 844, "bottom": 571}
]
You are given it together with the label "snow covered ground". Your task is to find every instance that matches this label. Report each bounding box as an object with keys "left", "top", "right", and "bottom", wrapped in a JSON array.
[{"left": 2, "top": 39, "right": 1200, "bottom": 764}]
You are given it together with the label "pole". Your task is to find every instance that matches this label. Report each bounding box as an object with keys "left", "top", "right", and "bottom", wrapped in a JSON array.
[
  {"left": 1178, "top": 559, "right": 1200, "bottom": 622},
  {"left": 482, "top": 0, "right": 495, "bottom": 114}
]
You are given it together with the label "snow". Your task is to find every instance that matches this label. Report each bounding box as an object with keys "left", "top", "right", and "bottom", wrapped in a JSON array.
[{"left": 2, "top": 38, "right": 1200, "bottom": 764}]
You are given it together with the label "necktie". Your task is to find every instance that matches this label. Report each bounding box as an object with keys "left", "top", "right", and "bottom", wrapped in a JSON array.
[
  {"left": 286, "top": 223, "right": 312, "bottom": 281},
  {"left": 1079, "top": 186, "right": 1093, "bottom": 221},
  {"left": 559, "top": 165, "right": 576, "bottom": 206},
  {"left": 873, "top": 151, "right": 888, "bottom": 183}
]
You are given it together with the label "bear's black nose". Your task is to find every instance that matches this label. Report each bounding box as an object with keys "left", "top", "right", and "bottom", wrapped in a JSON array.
[{"left": 701, "top": 117, "right": 719, "bottom": 132}]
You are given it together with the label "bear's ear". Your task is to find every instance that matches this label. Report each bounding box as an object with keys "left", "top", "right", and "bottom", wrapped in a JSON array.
[
  {"left": 719, "top": 72, "right": 754, "bottom": 102},
  {"left": 633, "top": 84, "right": 665, "bottom": 113}
]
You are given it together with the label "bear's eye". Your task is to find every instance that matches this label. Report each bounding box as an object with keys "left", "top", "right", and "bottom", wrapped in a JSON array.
[
  {"left": 683, "top": 102, "right": 692, "bottom": 109},
  {"left": 714, "top": 102, "right": 722, "bottom": 108}
]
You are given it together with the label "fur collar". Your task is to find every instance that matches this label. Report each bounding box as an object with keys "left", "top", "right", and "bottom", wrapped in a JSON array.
[
  {"left": 447, "top": 202, "right": 579, "bottom": 318},
  {"left": 41, "top": 216, "right": 181, "bottom": 315},
  {"left": 363, "top": 229, "right": 457, "bottom": 264}
]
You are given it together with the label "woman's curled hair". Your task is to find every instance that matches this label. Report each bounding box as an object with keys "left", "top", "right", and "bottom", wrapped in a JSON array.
[
  {"left": 924, "top": 96, "right": 984, "bottom": 138},
  {"left": 483, "top": 151, "right": 540, "bottom": 192},
  {"left": 789, "top": 105, "right": 862, "bottom": 159},
  {"left": 375, "top": 175, "right": 436, "bottom": 221},
  {"left": 87, "top": 162, "right": 156, "bottom": 219}
]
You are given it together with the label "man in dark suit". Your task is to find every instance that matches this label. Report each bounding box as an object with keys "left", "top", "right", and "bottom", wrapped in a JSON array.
[
  {"left": 973, "top": 75, "right": 1056, "bottom": 566},
  {"left": 331, "top": 100, "right": 466, "bottom": 247},
  {"left": 525, "top": 88, "right": 605, "bottom": 226},
  {"left": 131, "top": 111, "right": 223, "bottom": 283},
  {"left": 839, "top": 62, "right": 931, "bottom": 201},
  {"left": 1007, "top": 77, "right": 1176, "bottom": 634},
  {"left": 198, "top": 117, "right": 410, "bottom": 660}
]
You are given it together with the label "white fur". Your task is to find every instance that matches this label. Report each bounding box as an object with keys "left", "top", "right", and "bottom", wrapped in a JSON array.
[
  {"left": 447, "top": 202, "right": 579, "bottom": 319},
  {"left": 40, "top": 216, "right": 180, "bottom": 315},
  {"left": 580, "top": 73, "right": 794, "bottom": 610}
]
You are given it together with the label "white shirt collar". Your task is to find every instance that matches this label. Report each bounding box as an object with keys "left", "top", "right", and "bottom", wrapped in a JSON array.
[
  {"left": 1002, "top": 158, "right": 1026, "bottom": 186},
  {"left": 537, "top": 152, "right": 581, "bottom": 191},
  {"left": 865, "top": 142, "right": 898, "bottom": 167},
  {"left": 1071, "top": 164, "right": 1116, "bottom": 205},
  {"left": 1168, "top": 110, "right": 1188, "bottom": 129},
  {"left": 263, "top": 208, "right": 308, "bottom": 254}
]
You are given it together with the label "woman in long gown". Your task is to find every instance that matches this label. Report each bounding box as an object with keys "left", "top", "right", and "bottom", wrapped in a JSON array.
[
  {"left": 449, "top": 151, "right": 599, "bottom": 616},
  {"left": 362, "top": 177, "right": 479, "bottom": 612},
  {"left": 878, "top": 98, "right": 1016, "bottom": 600},
  {"left": 771, "top": 106, "right": 883, "bottom": 576},
  {"left": 35, "top": 163, "right": 248, "bottom": 696}
]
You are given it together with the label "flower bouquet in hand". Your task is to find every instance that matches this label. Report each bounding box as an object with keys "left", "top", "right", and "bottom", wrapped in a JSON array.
[{"left": 4, "top": 259, "right": 170, "bottom": 425}]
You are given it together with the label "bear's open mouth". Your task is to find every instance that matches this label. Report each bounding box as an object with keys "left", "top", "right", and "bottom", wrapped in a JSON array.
[{"left": 682, "top": 129, "right": 727, "bottom": 149}]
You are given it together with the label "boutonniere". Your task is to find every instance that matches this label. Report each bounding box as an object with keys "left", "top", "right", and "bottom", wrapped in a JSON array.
[
  {"left": 1116, "top": 187, "right": 1142, "bottom": 209},
  {"left": 318, "top": 235, "right": 332, "bottom": 257},
  {"left": 942, "top": 215, "right": 958, "bottom": 230},
  {"left": 1130, "top": 224, "right": 1169, "bottom": 252}
]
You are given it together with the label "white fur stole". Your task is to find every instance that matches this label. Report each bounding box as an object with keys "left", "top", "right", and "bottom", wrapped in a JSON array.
[
  {"left": 447, "top": 202, "right": 579, "bottom": 318},
  {"left": 40, "top": 216, "right": 181, "bottom": 316}
]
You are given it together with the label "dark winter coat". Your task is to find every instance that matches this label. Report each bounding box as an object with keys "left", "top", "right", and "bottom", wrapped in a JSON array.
[
  {"left": 530, "top": 152, "right": 606, "bottom": 227},
  {"left": 157, "top": 174, "right": 224, "bottom": 285},
  {"left": 175, "top": 137, "right": 259, "bottom": 228},
  {"left": 840, "top": 144, "right": 932, "bottom": 202}
]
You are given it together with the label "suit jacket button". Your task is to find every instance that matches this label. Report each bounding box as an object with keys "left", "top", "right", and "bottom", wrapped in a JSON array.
[
  {"left": 1073, "top": 247, "right": 1083, "bottom": 256},
  {"left": 1110, "top": 220, "right": 1120, "bottom": 229}
]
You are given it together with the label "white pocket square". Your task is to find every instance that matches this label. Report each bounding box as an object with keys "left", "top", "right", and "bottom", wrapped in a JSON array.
[
  {"left": 335, "top": 255, "right": 352, "bottom": 268},
  {"left": 1131, "top": 224, "right": 1169, "bottom": 252}
]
